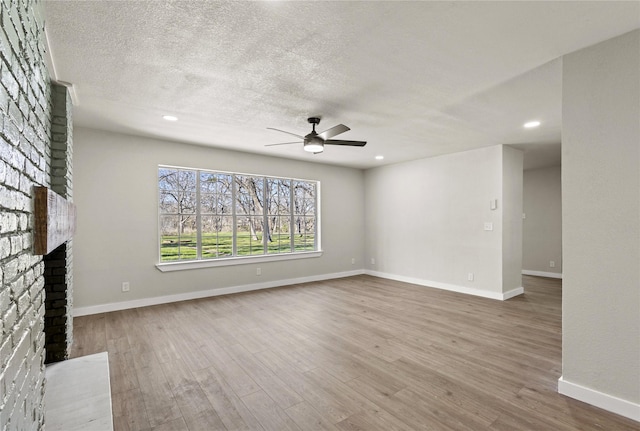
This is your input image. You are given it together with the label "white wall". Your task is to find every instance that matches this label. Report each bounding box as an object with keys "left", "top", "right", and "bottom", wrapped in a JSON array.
[
  {"left": 364, "top": 144, "right": 523, "bottom": 299},
  {"left": 561, "top": 29, "right": 639, "bottom": 419},
  {"left": 522, "top": 165, "right": 562, "bottom": 277},
  {"left": 502, "top": 146, "right": 524, "bottom": 291},
  {"left": 73, "top": 128, "right": 365, "bottom": 312}
]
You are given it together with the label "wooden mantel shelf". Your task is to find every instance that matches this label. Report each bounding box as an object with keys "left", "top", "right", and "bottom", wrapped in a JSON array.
[{"left": 33, "top": 186, "right": 77, "bottom": 255}]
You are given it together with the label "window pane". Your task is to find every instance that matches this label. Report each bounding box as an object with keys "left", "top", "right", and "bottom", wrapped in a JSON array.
[
  {"left": 237, "top": 216, "right": 263, "bottom": 256},
  {"left": 266, "top": 179, "right": 277, "bottom": 214},
  {"left": 160, "top": 215, "right": 180, "bottom": 261},
  {"left": 218, "top": 175, "right": 233, "bottom": 195},
  {"left": 200, "top": 171, "right": 219, "bottom": 193},
  {"left": 267, "top": 178, "right": 291, "bottom": 215},
  {"left": 178, "top": 216, "right": 198, "bottom": 260},
  {"left": 267, "top": 216, "right": 291, "bottom": 254},
  {"left": 293, "top": 216, "right": 315, "bottom": 251},
  {"left": 201, "top": 193, "right": 216, "bottom": 214},
  {"left": 293, "top": 181, "right": 316, "bottom": 215},
  {"left": 236, "top": 176, "right": 264, "bottom": 215},
  {"left": 220, "top": 196, "right": 233, "bottom": 214},
  {"left": 159, "top": 168, "right": 178, "bottom": 190},
  {"left": 159, "top": 191, "right": 179, "bottom": 214},
  {"left": 303, "top": 198, "right": 316, "bottom": 215},
  {"left": 177, "top": 170, "right": 197, "bottom": 191},
  {"left": 159, "top": 215, "right": 197, "bottom": 261},
  {"left": 179, "top": 192, "right": 197, "bottom": 214},
  {"left": 202, "top": 216, "right": 233, "bottom": 259}
]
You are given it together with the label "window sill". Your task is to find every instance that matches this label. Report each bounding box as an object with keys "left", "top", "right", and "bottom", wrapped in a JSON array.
[{"left": 155, "top": 250, "right": 323, "bottom": 272}]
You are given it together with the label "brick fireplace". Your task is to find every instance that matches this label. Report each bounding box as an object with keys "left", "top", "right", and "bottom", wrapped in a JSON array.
[{"left": 43, "top": 84, "right": 74, "bottom": 363}]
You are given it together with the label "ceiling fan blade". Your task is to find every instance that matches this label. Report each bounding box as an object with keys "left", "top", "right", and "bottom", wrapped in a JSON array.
[
  {"left": 266, "top": 127, "right": 304, "bottom": 139},
  {"left": 265, "top": 141, "right": 302, "bottom": 147},
  {"left": 324, "top": 139, "right": 367, "bottom": 147},
  {"left": 318, "top": 124, "right": 350, "bottom": 140}
]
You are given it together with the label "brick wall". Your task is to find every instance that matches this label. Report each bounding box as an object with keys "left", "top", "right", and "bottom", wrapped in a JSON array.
[{"left": 0, "top": 1, "right": 71, "bottom": 430}]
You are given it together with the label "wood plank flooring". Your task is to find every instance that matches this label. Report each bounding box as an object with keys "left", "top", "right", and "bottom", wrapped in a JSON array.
[{"left": 70, "top": 275, "right": 639, "bottom": 431}]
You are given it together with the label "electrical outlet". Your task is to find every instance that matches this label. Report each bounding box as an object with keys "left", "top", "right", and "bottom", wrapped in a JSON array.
[
  {"left": 256, "top": 268, "right": 261, "bottom": 276},
  {"left": 468, "top": 273, "right": 474, "bottom": 281},
  {"left": 550, "top": 261, "right": 555, "bottom": 268},
  {"left": 351, "top": 258, "right": 355, "bottom": 265},
  {"left": 484, "top": 222, "right": 493, "bottom": 231},
  {"left": 371, "top": 258, "right": 375, "bottom": 265},
  {"left": 122, "top": 282, "right": 130, "bottom": 292}
]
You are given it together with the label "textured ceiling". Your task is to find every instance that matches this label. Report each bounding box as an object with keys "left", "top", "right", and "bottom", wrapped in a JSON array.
[{"left": 44, "top": 1, "right": 639, "bottom": 169}]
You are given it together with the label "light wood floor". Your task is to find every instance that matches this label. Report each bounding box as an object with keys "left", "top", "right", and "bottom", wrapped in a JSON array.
[{"left": 71, "top": 275, "right": 638, "bottom": 431}]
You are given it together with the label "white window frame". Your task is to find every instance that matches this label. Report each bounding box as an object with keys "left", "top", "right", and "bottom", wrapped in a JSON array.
[{"left": 156, "top": 165, "right": 322, "bottom": 272}]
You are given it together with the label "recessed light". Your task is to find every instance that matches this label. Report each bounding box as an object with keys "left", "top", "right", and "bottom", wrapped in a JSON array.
[
  {"left": 375, "top": 155, "right": 384, "bottom": 160},
  {"left": 524, "top": 121, "right": 540, "bottom": 128},
  {"left": 163, "top": 115, "right": 178, "bottom": 122}
]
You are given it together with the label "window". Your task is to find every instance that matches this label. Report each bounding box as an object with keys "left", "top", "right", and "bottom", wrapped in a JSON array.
[{"left": 158, "top": 166, "right": 319, "bottom": 265}]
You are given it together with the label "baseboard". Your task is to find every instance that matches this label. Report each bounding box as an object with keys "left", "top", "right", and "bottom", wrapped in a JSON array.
[
  {"left": 73, "top": 269, "right": 365, "bottom": 316},
  {"left": 503, "top": 286, "right": 525, "bottom": 299},
  {"left": 558, "top": 376, "right": 640, "bottom": 422},
  {"left": 365, "top": 270, "right": 523, "bottom": 301},
  {"left": 522, "top": 269, "right": 563, "bottom": 279}
]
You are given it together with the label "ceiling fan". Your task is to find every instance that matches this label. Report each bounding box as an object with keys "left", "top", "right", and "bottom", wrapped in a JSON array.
[{"left": 266, "top": 117, "right": 367, "bottom": 154}]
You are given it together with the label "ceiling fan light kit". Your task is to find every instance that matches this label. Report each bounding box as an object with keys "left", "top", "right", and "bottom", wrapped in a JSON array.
[
  {"left": 267, "top": 117, "right": 367, "bottom": 154},
  {"left": 304, "top": 139, "right": 324, "bottom": 153}
]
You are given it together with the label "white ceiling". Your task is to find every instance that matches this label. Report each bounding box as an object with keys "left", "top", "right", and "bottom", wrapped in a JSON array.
[{"left": 44, "top": 1, "right": 639, "bottom": 170}]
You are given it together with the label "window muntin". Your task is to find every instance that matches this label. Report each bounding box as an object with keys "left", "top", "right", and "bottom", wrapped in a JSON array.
[{"left": 158, "top": 166, "right": 318, "bottom": 263}]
